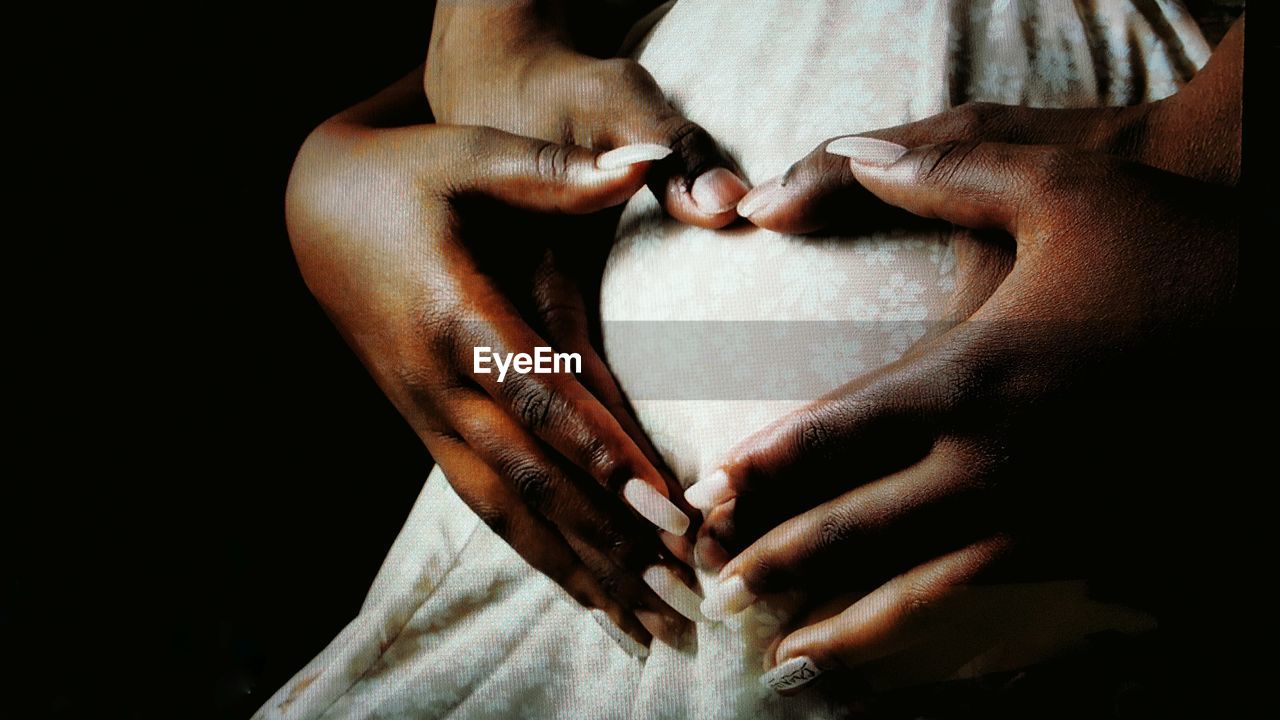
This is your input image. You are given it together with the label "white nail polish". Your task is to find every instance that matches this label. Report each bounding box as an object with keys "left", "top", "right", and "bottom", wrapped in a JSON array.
[
  {"left": 642, "top": 566, "right": 707, "bottom": 622},
  {"left": 825, "top": 137, "right": 909, "bottom": 168},
  {"left": 700, "top": 574, "right": 755, "bottom": 621},
  {"left": 596, "top": 143, "right": 673, "bottom": 170},
  {"left": 737, "top": 177, "right": 782, "bottom": 218},
  {"left": 588, "top": 608, "right": 650, "bottom": 660},
  {"left": 623, "top": 479, "right": 690, "bottom": 536},
  {"left": 684, "top": 469, "right": 730, "bottom": 512},
  {"left": 691, "top": 168, "right": 746, "bottom": 214},
  {"left": 761, "top": 656, "right": 822, "bottom": 692}
]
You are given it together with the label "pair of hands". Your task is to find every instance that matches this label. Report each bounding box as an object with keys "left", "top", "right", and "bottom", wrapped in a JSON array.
[
  {"left": 287, "top": 4, "right": 1240, "bottom": 688},
  {"left": 690, "top": 19, "right": 1240, "bottom": 691}
]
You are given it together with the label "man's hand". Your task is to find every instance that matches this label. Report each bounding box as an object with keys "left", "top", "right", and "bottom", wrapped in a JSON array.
[{"left": 690, "top": 139, "right": 1237, "bottom": 690}]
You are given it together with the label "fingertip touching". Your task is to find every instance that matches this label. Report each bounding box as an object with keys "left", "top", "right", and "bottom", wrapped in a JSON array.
[{"left": 737, "top": 139, "right": 865, "bottom": 234}]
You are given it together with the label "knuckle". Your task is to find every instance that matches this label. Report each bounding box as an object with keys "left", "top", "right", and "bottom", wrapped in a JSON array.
[
  {"left": 656, "top": 116, "right": 718, "bottom": 176},
  {"left": 595, "top": 57, "right": 653, "bottom": 89},
  {"left": 470, "top": 500, "right": 510, "bottom": 540},
  {"left": 392, "top": 361, "right": 436, "bottom": 396},
  {"left": 892, "top": 579, "right": 940, "bottom": 631},
  {"left": 914, "top": 139, "right": 984, "bottom": 190},
  {"left": 580, "top": 433, "right": 624, "bottom": 486},
  {"left": 903, "top": 583, "right": 939, "bottom": 624},
  {"left": 1030, "top": 146, "right": 1087, "bottom": 193},
  {"left": 815, "top": 504, "right": 858, "bottom": 553},
  {"left": 951, "top": 101, "right": 999, "bottom": 136},
  {"left": 537, "top": 302, "right": 585, "bottom": 339},
  {"left": 505, "top": 376, "right": 559, "bottom": 433},
  {"left": 532, "top": 141, "right": 576, "bottom": 183},
  {"left": 602, "top": 525, "right": 646, "bottom": 566},
  {"left": 407, "top": 291, "right": 467, "bottom": 360},
  {"left": 792, "top": 407, "right": 835, "bottom": 458},
  {"left": 507, "top": 459, "right": 556, "bottom": 510},
  {"left": 453, "top": 125, "right": 497, "bottom": 164},
  {"left": 740, "top": 551, "right": 778, "bottom": 591},
  {"left": 592, "top": 566, "right": 627, "bottom": 600}
]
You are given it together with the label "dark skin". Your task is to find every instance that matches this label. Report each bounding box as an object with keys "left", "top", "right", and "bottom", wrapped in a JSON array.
[
  {"left": 689, "top": 17, "right": 1242, "bottom": 693},
  {"left": 427, "top": 0, "right": 751, "bottom": 228},
  {"left": 717, "top": 138, "right": 1237, "bottom": 693},
  {"left": 291, "top": 0, "right": 762, "bottom": 652},
  {"left": 286, "top": 68, "right": 705, "bottom": 649},
  {"left": 695, "top": 16, "right": 1245, "bottom": 565},
  {"left": 291, "top": 2, "right": 1242, "bottom": 684},
  {"left": 412, "top": 0, "right": 756, "bottom": 644}
]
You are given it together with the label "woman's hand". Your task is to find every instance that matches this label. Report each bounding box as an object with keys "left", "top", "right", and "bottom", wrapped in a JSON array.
[
  {"left": 688, "top": 139, "right": 1237, "bottom": 689},
  {"left": 426, "top": 0, "right": 750, "bottom": 228},
  {"left": 286, "top": 71, "right": 706, "bottom": 649}
]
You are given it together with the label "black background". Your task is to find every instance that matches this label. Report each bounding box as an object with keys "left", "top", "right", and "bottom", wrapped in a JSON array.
[
  {"left": 12, "top": 6, "right": 441, "bottom": 719},
  {"left": 6, "top": 3, "right": 1275, "bottom": 719}
]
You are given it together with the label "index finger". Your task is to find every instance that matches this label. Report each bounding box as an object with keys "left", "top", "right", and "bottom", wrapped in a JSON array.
[{"left": 456, "top": 315, "right": 691, "bottom": 537}]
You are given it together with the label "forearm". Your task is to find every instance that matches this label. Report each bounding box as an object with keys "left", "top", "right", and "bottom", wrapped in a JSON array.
[
  {"left": 427, "top": 0, "right": 663, "bottom": 100},
  {"left": 1145, "top": 15, "right": 1243, "bottom": 185}
]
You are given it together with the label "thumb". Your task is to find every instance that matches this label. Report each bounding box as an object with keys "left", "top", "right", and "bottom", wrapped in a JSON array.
[
  {"left": 453, "top": 127, "right": 672, "bottom": 215},
  {"left": 638, "top": 114, "right": 751, "bottom": 229},
  {"left": 604, "top": 68, "right": 750, "bottom": 227},
  {"left": 827, "top": 137, "right": 1047, "bottom": 234},
  {"left": 736, "top": 139, "right": 871, "bottom": 234}
]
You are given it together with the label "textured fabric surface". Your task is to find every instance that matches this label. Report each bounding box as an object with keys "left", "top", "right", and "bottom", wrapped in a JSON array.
[{"left": 256, "top": 2, "right": 1210, "bottom": 718}]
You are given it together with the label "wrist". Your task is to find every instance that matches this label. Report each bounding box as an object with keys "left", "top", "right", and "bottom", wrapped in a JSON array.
[{"left": 425, "top": 3, "right": 572, "bottom": 122}]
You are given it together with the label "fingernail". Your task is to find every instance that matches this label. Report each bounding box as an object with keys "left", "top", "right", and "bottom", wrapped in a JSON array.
[
  {"left": 700, "top": 574, "right": 755, "bottom": 621},
  {"left": 825, "top": 137, "right": 909, "bottom": 168},
  {"left": 596, "top": 143, "right": 673, "bottom": 170},
  {"left": 642, "top": 566, "right": 707, "bottom": 622},
  {"left": 691, "top": 167, "right": 750, "bottom": 215},
  {"left": 693, "top": 535, "right": 729, "bottom": 572},
  {"left": 684, "top": 469, "right": 731, "bottom": 512},
  {"left": 761, "top": 656, "right": 823, "bottom": 693},
  {"left": 588, "top": 608, "right": 650, "bottom": 660},
  {"left": 623, "top": 479, "right": 691, "bottom": 536},
  {"left": 737, "top": 176, "right": 783, "bottom": 218}
]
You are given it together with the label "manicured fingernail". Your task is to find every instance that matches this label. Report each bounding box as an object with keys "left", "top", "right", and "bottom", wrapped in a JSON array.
[
  {"left": 700, "top": 574, "right": 755, "bottom": 621},
  {"left": 737, "top": 176, "right": 783, "bottom": 218},
  {"left": 642, "top": 566, "right": 707, "bottom": 622},
  {"left": 588, "top": 608, "right": 650, "bottom": 660},
  {"left": 596, "top": 143, "right": 673, "bottom": 170},
  {"left": 761, "top": 656, "right": 823, "bottom": 693},
  {"left": 826, "top": 137, "right": 909, "bottom": 168},
  {"left": 623, "top": 479, "right": 690, "bottom": 535},
  {"left": 691, "top": 168, "right": 750, "bottom": 214},
  {"left": 684, "top": 469, "right": 731, "bottom": 512},
  {"left": 693, "top": 535, "right": 729, "bottom": 572}
]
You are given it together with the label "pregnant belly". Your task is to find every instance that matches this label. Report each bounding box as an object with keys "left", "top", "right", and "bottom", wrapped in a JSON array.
[
  {"left": 600, "top": 0, "right": 1207, "bottom": 485},
  {"left": 602, "top": 1, "right": 960, "bottom": 483}
]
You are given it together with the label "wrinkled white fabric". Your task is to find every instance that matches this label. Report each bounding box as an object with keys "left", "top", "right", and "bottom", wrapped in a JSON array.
[{"left": 256, "top": 2, "right": 1210, "bottom": 718}]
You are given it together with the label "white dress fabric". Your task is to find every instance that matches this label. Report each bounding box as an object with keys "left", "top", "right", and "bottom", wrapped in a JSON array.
[{"left": 256, "top": 2, "right": 1211, "bottom": 718}]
